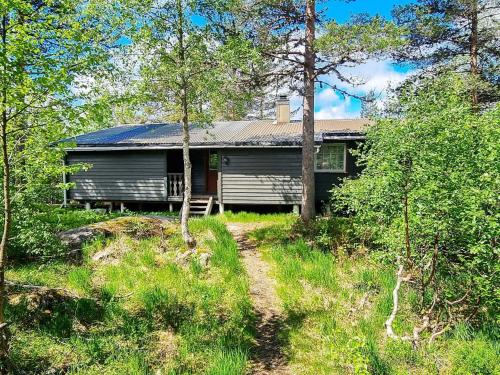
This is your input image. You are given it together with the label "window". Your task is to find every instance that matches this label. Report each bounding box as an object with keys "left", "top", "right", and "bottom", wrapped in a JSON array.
[
  {"left": 315, "top": 143, "right": 346, "bottom": 172},
  {"left": 209, "top": 151, "right": 219, "bottom": 170}
]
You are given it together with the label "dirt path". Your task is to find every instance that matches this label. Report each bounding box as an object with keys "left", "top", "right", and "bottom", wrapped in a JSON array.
[{"left": 226, "top": 223, "right": 291, "bottom": 375}]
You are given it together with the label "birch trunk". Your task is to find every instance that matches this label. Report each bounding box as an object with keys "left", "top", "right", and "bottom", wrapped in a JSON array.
[
  {"left": 301, "top": 0, "right": 316, "bottom": 222},
  {"left": 0, "top": 14, "right": 10, "bottom": 363},
  {"left": 177, "top": 0, "right": 196, "bottom": 249},
  {"left": 180, "top": 87, "right": 196, "bottom": 249}
]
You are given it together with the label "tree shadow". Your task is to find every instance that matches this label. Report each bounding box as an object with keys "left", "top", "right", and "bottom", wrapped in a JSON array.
[
  {"left": 6, "top": 288, "right": 104, "bottom": 338},
  {"left": 254, "top": 307, "right": 308, "bottom": 370}
]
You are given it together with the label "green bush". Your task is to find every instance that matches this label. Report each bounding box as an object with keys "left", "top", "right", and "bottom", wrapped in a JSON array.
[
  {"left": 291, "top": 216, "right": 360, "bottom": 255},
  {"left": 10, "top": 207, "right": 64, "bottom": 258},
  {"left": 450, "top": 336, "right": 500, "bottom": 374},
  {"left": 334, "top": 74, "right": 499, "bottom": 324},
  {"left": 8, "top": 205, "right": 118, "bottom": 259}
]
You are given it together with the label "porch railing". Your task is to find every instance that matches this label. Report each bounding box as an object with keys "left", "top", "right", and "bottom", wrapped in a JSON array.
[{"left": 167, "top": 173, "right": 184, "bottom": 198}]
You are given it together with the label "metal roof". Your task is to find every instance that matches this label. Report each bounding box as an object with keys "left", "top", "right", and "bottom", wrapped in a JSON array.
[{"left": 61, "top": 119, "right": 370, "bottom": 149}]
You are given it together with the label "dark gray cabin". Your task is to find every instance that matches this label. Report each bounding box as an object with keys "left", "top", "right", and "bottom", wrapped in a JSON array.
[{"left": 60, "top": 99, "right": 368, "bottom": 214}]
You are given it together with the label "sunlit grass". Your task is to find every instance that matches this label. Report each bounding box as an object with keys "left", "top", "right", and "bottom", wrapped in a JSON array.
[
  {"left": 6, "top": 215, "right": 254, "bottom": 374},
  {"left": 249, "top": 218, "right": 500, "bottom": 375},
  {"left": 6, "top": 209, "right": 498, "bottom": 374},
  {"left": 219, "top": 210, "right": 296, "bottom": 225}
]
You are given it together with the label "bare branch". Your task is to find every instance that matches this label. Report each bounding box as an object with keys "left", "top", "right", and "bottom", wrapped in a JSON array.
[{"left": 385, "top": 263, "right": 412, "bottom": 340}]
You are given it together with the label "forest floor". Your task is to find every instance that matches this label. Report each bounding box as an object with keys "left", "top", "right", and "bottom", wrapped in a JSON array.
[{"left": 4, "top": 208, "right": 499, "bottom": 374}]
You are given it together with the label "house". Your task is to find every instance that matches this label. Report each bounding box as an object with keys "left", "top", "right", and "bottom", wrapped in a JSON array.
[{"left": 60, "top": 97, "right": 368, "bottom": 214}]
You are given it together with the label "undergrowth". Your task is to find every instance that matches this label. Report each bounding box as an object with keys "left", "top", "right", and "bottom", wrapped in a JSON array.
[
  {"left": 220, "top": 210, "right": 295, "bottom": 225},
  {"left": 10, "top": 204, "right": 179, "bottom": 259},
  {"left": 247, "top": 218, "right": 499, "bottom": 375},
  {"left": 6, "top": 215, "right": 253, "bottom": 374}
]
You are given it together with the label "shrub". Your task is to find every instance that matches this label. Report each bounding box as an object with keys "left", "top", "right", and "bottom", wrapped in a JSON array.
[
  {"left": 450, "top": 336, "right": 500, "bottom": 374},
  {"left": 334, "top": 74, "right": 499, "bottom": 330},
  {"left": 8, "top": 205, "right": 117, "bottom": 259},
  {"left": 10, "top": 207, "right": 65, "bottom": 259},
  {"left": 292, "top": 216, "right": 360, "bottom": 255}
]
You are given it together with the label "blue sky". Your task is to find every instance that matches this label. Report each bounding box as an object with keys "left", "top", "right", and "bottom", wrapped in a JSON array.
[
  {"left": 118, "top": 1, "right": 415, "bottom": 120},
  {"left": 292, "top": 0, "right": 416, "bottom": 119},
  {"left": 322, "top": 0, "right": 414, "bottom": 23}
]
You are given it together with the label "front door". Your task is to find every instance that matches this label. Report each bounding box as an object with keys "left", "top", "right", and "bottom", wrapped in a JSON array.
[{"left": 206, "top": 150, "right": 218, "bottom": 195}]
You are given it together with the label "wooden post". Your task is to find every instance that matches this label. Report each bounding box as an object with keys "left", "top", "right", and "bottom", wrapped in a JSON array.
[
  {"left": 219, "top": 203, "right": 224, "bottom": 214},
  {"left": 120, "top": 202, "right": 126, "bottom": 213},
  {"left": 293, "top": 204, "right": 300, "bottom": 215},
  {"left": 169, "top": 203, "right": 173, "bottom": 212},
  {"left": 85, "top": 202, "right": 91, "bottom": 211},
  {"left": 217, "top": 151, "right": 223, "bottom": 204},
  {"left": 62, "top": 156, "right": 68, "bottom": 207}
]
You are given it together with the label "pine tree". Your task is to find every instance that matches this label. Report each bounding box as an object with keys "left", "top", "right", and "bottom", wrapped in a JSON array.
[
  {"left": 393, "top": 0, "right": 500, "bottom": 107},
  {"left": 245, "top": 1, "right": 405, "bottom": 221}
]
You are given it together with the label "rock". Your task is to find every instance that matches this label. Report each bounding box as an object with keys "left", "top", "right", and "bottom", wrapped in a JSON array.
[
  {"left": 58, "top": 216, "right": 177, "bottom": 253},
  {"left": 91, "top": 236, "right": 138, "bottom": 265},
  {"left": 91, "top": 248, "right": 115, "bottom": 262},
  {"left": 199, "top": 252, "right": 212, "bottom": 268},
  {"left": 58, "top": 226, "right": 109, "bottom": 251},
  {"left": 58, "top": 216, "right": 179, "bottom": 264},
  {"left": 176, "top": 249, "right": 196, "bottom": 265},
  {"left": 93, "top": 208, "right": 107, "bottom": 214}
]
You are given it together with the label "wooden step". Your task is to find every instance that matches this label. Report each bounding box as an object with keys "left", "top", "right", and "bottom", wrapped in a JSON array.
[
  {"left": 191, "top": 199, "right": 210, "bottom": 204},
  {"left": 179, "top": 196, "right": 215, "bottom": 217},
  {"left": 190, "top": 210, "right": 207, "bottom": 215}
]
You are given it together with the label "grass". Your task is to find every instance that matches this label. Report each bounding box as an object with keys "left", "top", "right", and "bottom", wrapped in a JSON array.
[
  {"left": 34, "top": 204, "right": 179, "bottom": 232},
  {"left": 219, "top": 210, "right": 295, "bottom": 225},
  {"left": 5, "top": 209, "right": 499, "bottom": 374},
  {"left": 246, "top": 217, "right": 500, "bottom": 375},
  {"left": 6, "top": 213, "right": 254, "bottom": 374}
]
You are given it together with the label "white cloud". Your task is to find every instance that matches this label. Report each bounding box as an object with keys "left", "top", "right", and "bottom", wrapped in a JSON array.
[
  {"left": 314, "top": 59, "right": 412, "bottom": 118},
  {"left": 289, "top": 91, "right": 357, "bottom": 120},
  {"left": 315, "top": 97, "right": 354, "bottom": 119},
  {"left": 347, "top": 60, "right": 410, "bottom": 94},
  {"left": 317, "top": 88, "right": 342, "bottom": 105}
]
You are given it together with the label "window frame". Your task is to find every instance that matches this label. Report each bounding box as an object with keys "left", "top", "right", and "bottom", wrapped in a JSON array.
[{"left": 314, "top": 143, "right": 347, "bottom": 173}]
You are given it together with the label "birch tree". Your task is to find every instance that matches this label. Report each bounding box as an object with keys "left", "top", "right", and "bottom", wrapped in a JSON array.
[
  {"left": 0, "top": 0, "right": 126, "bottom": 364},
  {"left": 129, "top": 0, "right": 257, "bottom": 249},
  {"left": 334, "top": 75, "right": 499, "bottom": 344}
]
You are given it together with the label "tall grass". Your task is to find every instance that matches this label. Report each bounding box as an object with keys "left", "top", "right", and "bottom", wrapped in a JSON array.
[
  {"left": 249, "top": 219, "right": 500, "bottom": 375},
  {"left": 6, "top": 215, "right": 254, "bottom": 374}
]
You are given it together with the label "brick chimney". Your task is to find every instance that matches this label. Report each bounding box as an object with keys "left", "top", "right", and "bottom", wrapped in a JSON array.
[{"left": 276, "top": 95, "right": 290, "bottom": 124}]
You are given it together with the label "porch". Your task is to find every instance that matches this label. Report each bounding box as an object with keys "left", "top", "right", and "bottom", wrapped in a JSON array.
[
  {"left": 165, "top": 172, "right": 216, "bottom": 215},
  {"left": 164, "top": 149, "right": 220, "bottom": 214},
  {"left": 165, "top": 172, "right": 184, "bottom": 202},
  {"left": 164, "top": 149, "right": 219, "bottom": 200}
]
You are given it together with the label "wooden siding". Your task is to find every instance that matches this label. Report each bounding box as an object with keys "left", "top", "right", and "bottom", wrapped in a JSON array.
[
  {"left": 65, "top": 142, "right": 362, "bottom": 205},
  {"left": 67, "top": 151, "right": 167, "bottom": 201},
  {"left": 315, "top": 140, "right": 362, "bottom": 202},
  {"left": 221, "top": 149, "right": 302, "bottom": 204}
]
